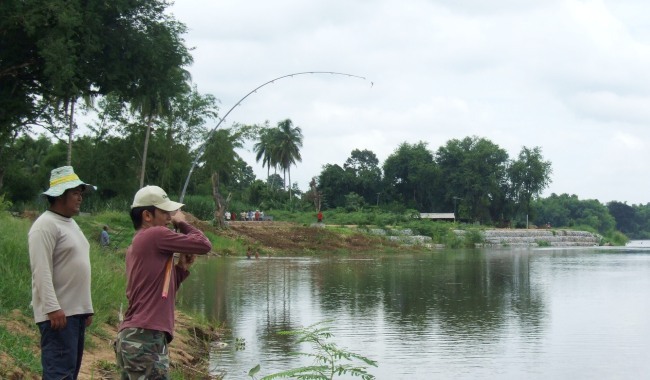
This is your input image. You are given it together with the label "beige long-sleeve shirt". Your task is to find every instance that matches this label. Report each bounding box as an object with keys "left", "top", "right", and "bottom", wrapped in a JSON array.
[{"left": 28, "top": 211, "right": 94, "bottom": 323}]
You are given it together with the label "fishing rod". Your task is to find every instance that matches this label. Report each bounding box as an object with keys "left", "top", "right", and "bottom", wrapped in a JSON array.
[
  {"left": 163, "top": 71, "right": 369, "bottom": 299},
  {"left": 178, "top": 71, "right": 368, "bottom": 203}
]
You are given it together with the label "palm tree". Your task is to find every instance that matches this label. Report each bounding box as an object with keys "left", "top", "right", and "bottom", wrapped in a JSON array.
[
  {"left": 274, "top": 119, "right": 303, "bottom": 200},
  {"left": 253, "top": 127, "right": 280, "bottom": 188},
  {"left": 130, "top": 67, "right": 191, "bottom": 188}
]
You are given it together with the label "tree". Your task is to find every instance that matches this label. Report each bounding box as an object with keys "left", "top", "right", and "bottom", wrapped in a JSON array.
[
  {"left": 131, "top": 67, "right": 192, "bottom": 188},
  {"left": 0, "top": 0, "right": 194, "bottom": 187},
  {"left": 607, "top": 201, "right": 637, "bottom": 236},
  {"left": 383, "top": 141, "right": 439, "bottom": 211},
  {"left": 1, "top": 135, "right": 52, "bottom": 202},
  {"left": 343, "top": 149, "right": 383, "bottom": 205},
  {"left": 254, "top": 123, "right": 280, "bottom": 187},
  {"left": 274, "top": 119, "right": 303, "bottom": 200},
  {"left": 435, "top": 136, "right": 509, "bottom": 223},
  {"left": 533, "top": 193, "right": 616, "bottom": 234},
  {"left": 201, "top": 128, "right": 247, "bottom": 190},
  {"left": 508, "top": 146, "right": 552, "bottom": 226},
  {"left": 318, "top": 164, "right": 355, "bottom": 209}
]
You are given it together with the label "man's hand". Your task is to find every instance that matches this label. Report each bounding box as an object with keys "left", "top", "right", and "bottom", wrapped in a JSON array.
[
  {"left": 177, "top": 253, "right": 196, "bottom": 271},
  {"left": 171, "top": 210, "right": 187, "bottom": 228},
  {"left": 85, "top": 315, "right": 93, "bottom": 327},
  {"left": 48, "top": 309, "right": 67, "bottom": 330}
]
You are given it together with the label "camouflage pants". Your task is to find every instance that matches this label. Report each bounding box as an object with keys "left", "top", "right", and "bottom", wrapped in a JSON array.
[{"left": 114, "top": 328, "right": 170, "bottom": 380}]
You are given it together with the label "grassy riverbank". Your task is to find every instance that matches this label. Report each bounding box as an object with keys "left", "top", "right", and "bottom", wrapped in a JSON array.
[{"left": 0, "top": 211, "right": 224, "bottom": 379}]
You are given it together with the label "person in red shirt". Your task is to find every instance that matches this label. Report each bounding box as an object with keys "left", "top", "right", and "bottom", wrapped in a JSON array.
[
  {"left": 317, "top": 211, "right": 323, "bottom": 223},
  {"left": 115, "top": 186, "right": 212, "bottom": 379}
]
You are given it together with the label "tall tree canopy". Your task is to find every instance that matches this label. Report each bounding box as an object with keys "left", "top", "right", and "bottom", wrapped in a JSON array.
[
  {"left": 383, "top": 141, "right": 439, "bottom": 211},
  {"left": 436, "top": 136, "right": 508, "bottom": 223},
  {"left": 0, "top": 0, "right": 192, "bottom": 189},
  {"left": 508, "top": 146, "right": 552, "bottom": 223},
  {"left": 343, "top": 149, "right": 383, "bottom": 204}
]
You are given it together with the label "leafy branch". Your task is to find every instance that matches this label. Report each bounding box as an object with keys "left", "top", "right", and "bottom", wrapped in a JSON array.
[{"left": 250, "top": 321, "right": 377, "bottom": 380}]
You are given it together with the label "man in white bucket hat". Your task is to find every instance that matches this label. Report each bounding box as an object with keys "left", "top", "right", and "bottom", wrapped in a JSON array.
[
  {"left": 115, "top": 185, "right": 212, "bottom": 378},
  {"left": 28, "top": 166, "right": 96, "bottom": 379}
]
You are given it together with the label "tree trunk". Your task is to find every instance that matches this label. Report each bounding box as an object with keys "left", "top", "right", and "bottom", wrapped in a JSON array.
[
  {"left": 67, "top": 99, "right": 76, "bottom": 165},
  {"left": 212, "top": 172, "right": 226, "bottom": 229},
  {"left": 288, "top": 167, "right": 292, "bottom": 203},
  {"left": 139, "top": 116, "right": 152, "bottom": 188},
  {"left": 310, "top": 178, "right": 321, "bottom": 212}
]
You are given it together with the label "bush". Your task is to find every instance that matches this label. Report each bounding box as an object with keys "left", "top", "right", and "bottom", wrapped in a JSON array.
[
  {"left": 605, "top": 230, "right": 628, "bottom": 246},
  {"left": 0, "top": 194, "right": 12, "bottom": 212},
  {"left": 462, "top": 229, "right": 484, "bottom": 248}
]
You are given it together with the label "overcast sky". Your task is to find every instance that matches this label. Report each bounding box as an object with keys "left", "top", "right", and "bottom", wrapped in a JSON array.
[{"left": 168, "top": 0, "right": 650, "bottom": 205}]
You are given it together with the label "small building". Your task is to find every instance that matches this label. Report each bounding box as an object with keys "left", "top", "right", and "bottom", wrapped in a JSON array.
[{"left": 419, "top": 212, "right": 455, "bottom": 222}]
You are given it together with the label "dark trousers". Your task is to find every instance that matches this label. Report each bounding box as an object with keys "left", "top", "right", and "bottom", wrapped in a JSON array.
[{"left": 37, "top": 315, "right": 87, "bottom": 380}]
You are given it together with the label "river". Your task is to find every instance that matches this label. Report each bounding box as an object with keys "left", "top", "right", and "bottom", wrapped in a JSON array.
[{"left": 178, "top": 242, "right": 650, "bottom": 379}]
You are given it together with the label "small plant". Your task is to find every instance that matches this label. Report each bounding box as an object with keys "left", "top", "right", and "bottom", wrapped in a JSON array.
[
  {"left": 535, "top": 240, "right": 551, "bottom": 247},
  {"left": 251, "top": 321, "right": 377, "bottom": 380}
]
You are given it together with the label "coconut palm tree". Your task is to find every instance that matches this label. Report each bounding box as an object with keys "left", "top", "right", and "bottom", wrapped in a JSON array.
[
  {"left": 253, "top": 127, "right": 281, "bottom": 188},
  {"left": 274, "top": 119, "right": 303, "bottom": 200}
]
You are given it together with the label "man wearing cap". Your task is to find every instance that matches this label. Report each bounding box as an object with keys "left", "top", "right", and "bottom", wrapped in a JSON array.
[
  {"left": 28, "top": 166, "right": 95, "bottom": 379},
  {"left": 115, "top": 185, "right": 212, "bottom": 379}
]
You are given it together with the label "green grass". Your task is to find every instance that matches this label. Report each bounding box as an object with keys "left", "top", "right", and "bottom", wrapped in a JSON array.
[
  {"left": 207, "top": 233, "right": 248, "bottom": 256},
  {"left": 0, "top": 213, "right": 33, "bottom": 315},
  {"left": 0, "top": 209, "right": 230, "bottom": 377},
  {"left": 0, "top": 325, "right": 41, "bottom": 375}
]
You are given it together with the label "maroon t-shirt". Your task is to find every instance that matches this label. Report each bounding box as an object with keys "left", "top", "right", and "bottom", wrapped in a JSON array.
[{"left": 119, "top": 221, "right": 211, "bottom": 339}]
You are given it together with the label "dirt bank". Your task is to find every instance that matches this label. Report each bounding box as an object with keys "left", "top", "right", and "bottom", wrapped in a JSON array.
[
  {"left": 1, "top": 309, "right": 218, "bottom": 380},
  {"left": 208, "top": 220, "right": 401, "bottom": 254}
]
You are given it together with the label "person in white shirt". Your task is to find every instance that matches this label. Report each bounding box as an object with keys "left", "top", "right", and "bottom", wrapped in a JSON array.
[{"left": 28, "top": 166, "right": 95, "bottom": 379}]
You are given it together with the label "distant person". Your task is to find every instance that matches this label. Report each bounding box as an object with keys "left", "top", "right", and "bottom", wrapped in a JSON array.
[
  {"left": 255, "top": 210, "right": 260, "bottom": 221},
  {"left": 225, "top": 211, "right": 231, "bottom": 221},
  {"left": 246, "top": 247, "right": 252, "bottom": 259},
  {"left": 28, "top": 166, "right": 95, "bottom": 379},
  {"left": 317, "top": 211, "right": 323, "bottom": 223},
  {"left": 100, "top": 225, "right": 110, "bottom": 247},
  {"left": 260, "top": 210, "right": 265, "bottom": 221},
  {"left": 231, "top": 211, "right": 236, "bottom": 221},
  {"left": 115, "top": 185, "right": 212, "bottom": 379}
]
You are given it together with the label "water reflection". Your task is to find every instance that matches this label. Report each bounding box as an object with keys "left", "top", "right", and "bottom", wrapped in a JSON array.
[{"left": 179, "top": 247, "right": 650, "bottom": 379}]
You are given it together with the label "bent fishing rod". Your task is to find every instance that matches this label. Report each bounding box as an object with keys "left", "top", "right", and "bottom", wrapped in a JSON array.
[{"left": 178, "top": 71, "right": 369, "bottom": 203}]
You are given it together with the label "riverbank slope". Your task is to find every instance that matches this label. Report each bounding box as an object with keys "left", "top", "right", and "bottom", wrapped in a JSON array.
[{"left": 0, "top": 212, "right": 414, "bottom": 379}]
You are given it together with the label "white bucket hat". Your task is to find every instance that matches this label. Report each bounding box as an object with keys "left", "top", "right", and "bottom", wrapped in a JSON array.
[
  {"left": 131, "top": 185, "right": 184, "bottom": 212},
  {"left": 43, "top": 166, "right": 95, "bottom": 197}
]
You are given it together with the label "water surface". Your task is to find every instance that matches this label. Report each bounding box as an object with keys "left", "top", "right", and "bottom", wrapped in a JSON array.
[{"left": 179, "top": 245, "right": 650, "bottom": 379}]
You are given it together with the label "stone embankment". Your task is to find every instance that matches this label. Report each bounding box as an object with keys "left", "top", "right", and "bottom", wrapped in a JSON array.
[
  {"left": 457, "top": 229, "right": 602, "bottom": 247},
  {"left": 367, "top": 228, "right": 601, "bottom": 248},
  {"left": 478, "top": 229, "right": 601, "bottom": 247},
  {"left": 367, "top": 228, "right": 435, "bottom": 247}
]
